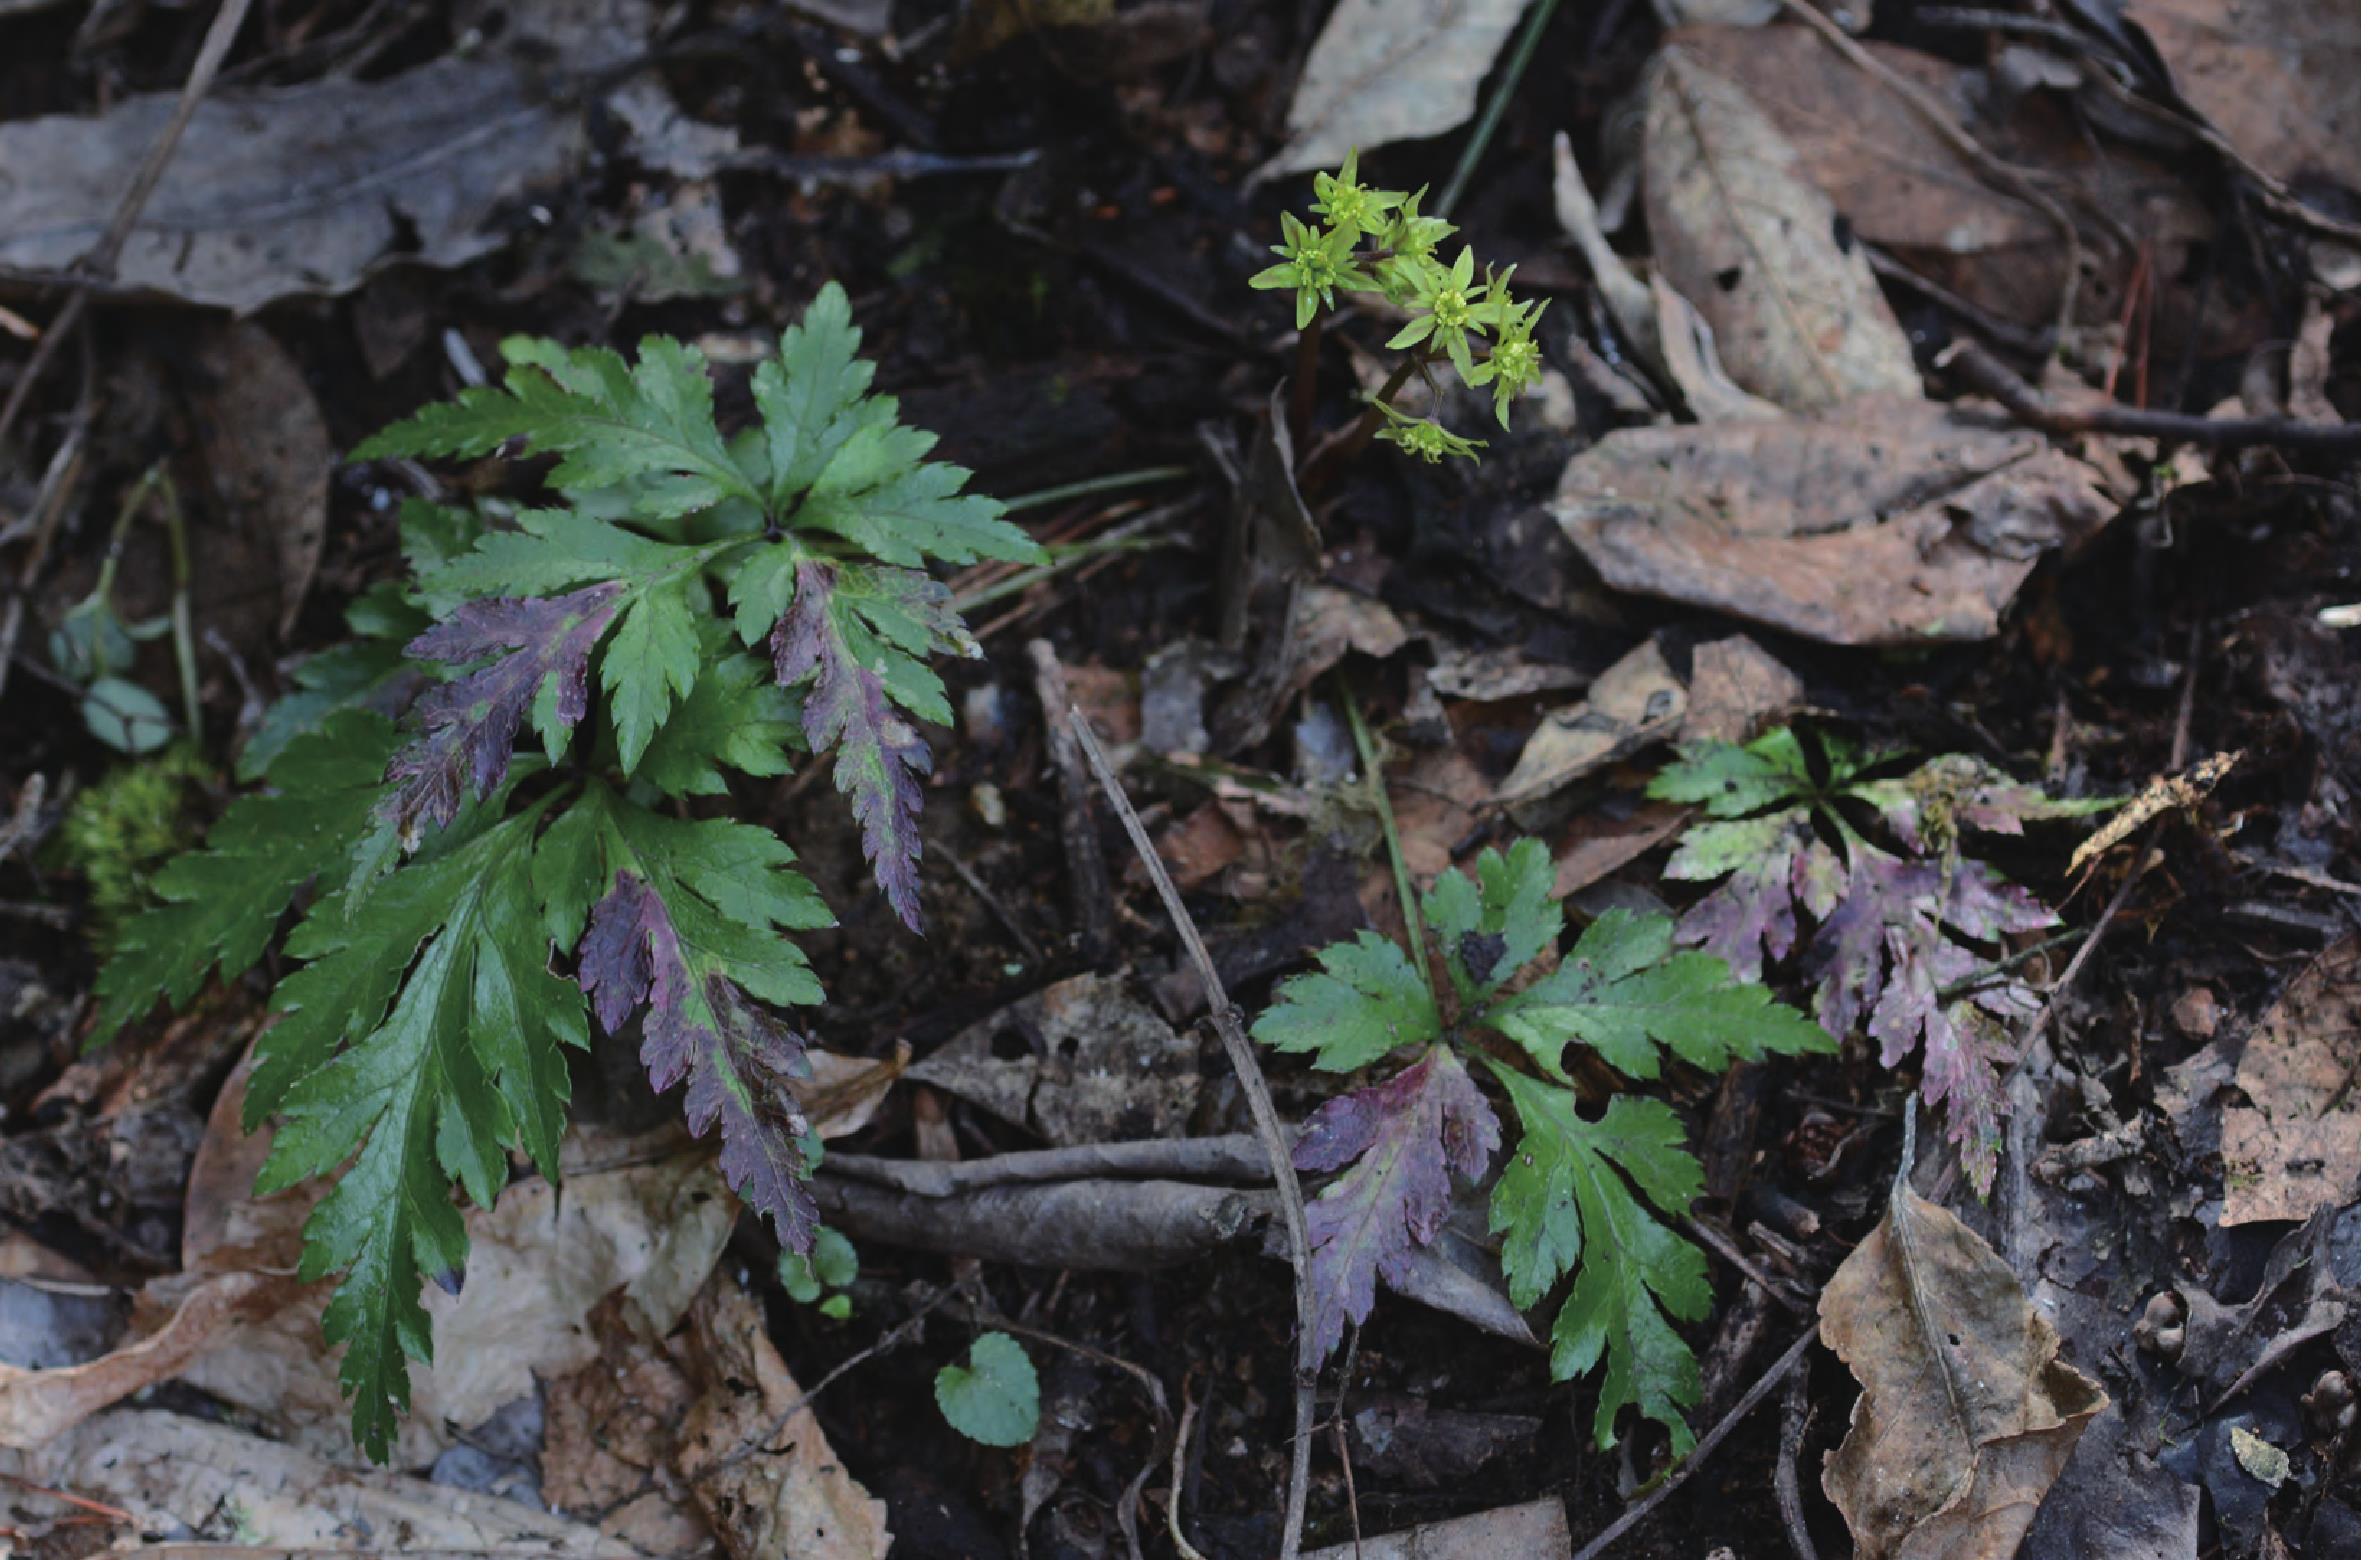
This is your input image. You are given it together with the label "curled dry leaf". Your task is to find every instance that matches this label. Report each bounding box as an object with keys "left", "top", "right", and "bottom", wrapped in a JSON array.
[
  {"left": 1663, "top": 23, "right": 2218, "bottom": 340},
  {"left": 1496, "top": 640, "right": 1688, "bottom": 805},
  {"left": 1642, "top": 43, "right": 1923, "bottom": 413},
  {"left": 1820, "top": 1149, "right": 2108, "bottom": 1560},
  {"left": 2067, "top": 750, "right": 2241, "bottom": 881},
  {"left": 1554, "top": 401, "right": 2117, "bottom": 645},
  {"left": 1255, "top": 0, "right": 1533, "bottom": 180}
]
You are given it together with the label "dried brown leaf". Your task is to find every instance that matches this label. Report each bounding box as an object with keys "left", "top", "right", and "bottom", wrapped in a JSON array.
[
  {"left": 1680, "top": 634, "right": 1804, "bottom": 745},
  {"left": 0, "top": 61, "right": 589, "bottom": 313},
  {"left": 187, "top": 323, "right": 329, "bottom": 639},
  {"left": 1820, "top": 1160, "right": 2108, "bottom": 1560},
  {"left": 910, "top": 973, "right": 1203, "bottom": 1145},
  {"left": 677, "top": 1274, "right": 892, "bottom": 1560},
  {"left": 1554, "top": 401, "right": 2117, "bottom": 644},
  {"left": 2221, "top": 936, "right": 2360, "bottom": 1225},
  {"left": 1255, "top": 0, "right": 1533, "bottom": 180},
  {"left": 1642, "top": 44, "right": 1922, "bottom": 412},
  {"left": 1496, "top": 640, "right": 1688, "bottom": 805},
  {"left": 1, "top": 1408, "right": 628, "bottom": 1554},
  {"left": 2125, "top": 0, "right": 2359, "bottom": 190}
]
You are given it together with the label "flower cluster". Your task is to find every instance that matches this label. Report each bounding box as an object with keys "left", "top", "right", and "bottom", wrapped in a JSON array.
[{"left": 1250, "top": 152, "right": 1547, "bottom": 459}]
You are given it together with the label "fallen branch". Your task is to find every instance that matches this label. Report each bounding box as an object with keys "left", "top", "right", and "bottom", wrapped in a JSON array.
[
  {"left": 1068, "top": 707, "right": 1321, "bottom": 1560},
  {"left": 812, "top": 1173, "right": 1275, "bottom": 1270},
  {"left": 826, "top": 1134, "right": 1270, "bottom": 1197},
  {"left": 1944, "top": 341, "right": 2361, "bottom": 451}
]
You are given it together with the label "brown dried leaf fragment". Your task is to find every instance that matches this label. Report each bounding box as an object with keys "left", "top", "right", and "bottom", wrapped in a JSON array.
[
  {"left": 1642, "top": 44, "right": 1923, "bottom": 412},
  {"left": 1820, "top": 1154, "right": 2107, "bottom": 1560}
]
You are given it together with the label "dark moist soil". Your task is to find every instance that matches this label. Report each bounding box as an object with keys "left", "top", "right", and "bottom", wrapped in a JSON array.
[{"left": 0, "top": 0, "right": 2358, "bottom": 1557}]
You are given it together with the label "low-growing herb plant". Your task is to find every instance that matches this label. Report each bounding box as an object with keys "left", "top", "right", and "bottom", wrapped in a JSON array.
[
  {"left": 1251, "top": 152, "right": 1546, "bottom": 467},
  {"left": 1649, "top": 727, "right": 2110, "bottom": 1193},
  {"left": 1252, "top": 837, "right": 1832, "bottom": 1455},
  {"left": 89, "top": 284, "right": 1042, "bottom": 1459}
]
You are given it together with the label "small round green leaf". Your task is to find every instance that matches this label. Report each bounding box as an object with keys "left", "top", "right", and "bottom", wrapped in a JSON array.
[
  {"left": 83, "top": 678, "right": 174, "bottom": 754},
  {"left": 778, "top": 1225, "right": 858, "bottom": 1303},
  {"left": 935, "top": 1331, "right": 1039, "bottom": 1447}
]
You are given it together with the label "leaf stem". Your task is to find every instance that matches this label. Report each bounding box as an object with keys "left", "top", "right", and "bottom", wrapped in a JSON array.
[
  {"left": 151, "top": 471, "right": 202, "bottom": 743},
  {"left": 1297, "top": 353, "right": 1424, "bottom": 494},
  {"left": 998, "top": 464, "right": 1195, "bottom": 515},
  {"left": 1438, "top": 0, "right": 1565, "bottom": 219},
  {"left": 1339, "top": 672, "right": 1436, "bottom": 1014},
  {"left": 1289, "top": 318, "right": 1324, "bottom": 452}
]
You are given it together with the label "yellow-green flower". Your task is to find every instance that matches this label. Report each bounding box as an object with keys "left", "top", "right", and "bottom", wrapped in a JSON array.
[
  {"left": 1385, "top": 246, "right": 1485, "bottom": 374},
  {"left": 1251, "top": 212, "right": 1373, "bottom": 329},
  {"left": 1470, "top": 297, "right": 1548, "bottom": 427},
  {"left": 1374, "top": 400, "right": 1484, "bottom": 463},
  {"left": 1381, "top": 186, "right": 1453, "bottom": 263},
  {"left": 1311, "top": 150, "right": 1404, "bottom": 238}
]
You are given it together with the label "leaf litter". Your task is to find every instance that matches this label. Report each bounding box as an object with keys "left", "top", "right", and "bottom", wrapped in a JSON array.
[{"left": 0, "top": 0, "right": 2358, "bottom": 1553}]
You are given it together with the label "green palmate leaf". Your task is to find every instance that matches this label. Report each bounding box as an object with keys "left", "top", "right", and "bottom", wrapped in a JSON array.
[
  {"left": 1487, "top": 1063, "right": 1711, "bottom": 1456},
  {"left": 90, "top": 712, "right": 400, "bottom": 1046},
  {"left": 354, "top": 335, "right": 759, "bottom": 519},
  {"left": 1652, "top": 728, "right": 2094, "bottom": 1191},
  {"left": 1487, "top": 908, "right": 1832, "bottom": 1082},
  {"left": 252, "top": 796, "right": 585, "bottom": 1460},
  {"left": 752, "top": 283, "right": 1038, "bottom": 569},
  {"left": 1292, "top": 1046, "right": 1498, "bottom": 1364},
  {"left": 1646, "top": 727, "right": 1818, "bottom": 817},
  {"left": 636, "top": 649, "right": 801, "bottom": 798},
  {"left": 379, "top": 509, "right": 737, "bottom": 840},
  {"left": 759, "top": 558, "right": 947, "bottom": 932},
  {"left": 557, "top": 786, "right": 832, "bottom": 1246},
  {"left": 753, "top": 281, "right": 875, "bottom": 508},
  {"left": 936, "top": 1331, "right": 1041, "bottom": 1447},
  {"left": 1251, "top": 929, "right": 1440, "bottom": 1072},
  {"left": 1421, "top": 837, "right": 1559, "bottom": 1004},
  {"left": 599, "top": 575, "right": 701, "bottom": 772}
]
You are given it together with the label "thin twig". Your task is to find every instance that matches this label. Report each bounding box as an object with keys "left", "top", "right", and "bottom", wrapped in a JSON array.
[
  {"left": 1571, "top": 1325, "right": 1821, "bottom": 1560},
  {"left": 926, "top": 838, "right": 1046, "bottom": 965},
  {"left": 0, "top": 0, "right": 256, "bottom": 456},
  {"left": 0, "top": 414, "right": 89, "bottom": 709},
  {"left": 676, "top": 1284, "right": 953, "bottom": 1486},
  {"left": 1169, "top": 1388, "right": 1213, "bottom": 1560},
  {"left": 1775, "top": 1352, "right": 1821, "bottom": 1560},
  {"left": 1684, "top": 1214, "right": 1812, "bottom": 1313},
  {"left": 1031, "top": 642, "right": 1118, "bottom": 964},
  {"left": 1922, "top": 622, "right": 2203, "bottom": 1205},
  {"left": 1068, "top": 708, "right": 1320, "bottom": 1560},
  {"left": 1945, "top": 340, "right": 2360, "bottom": 450}
]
